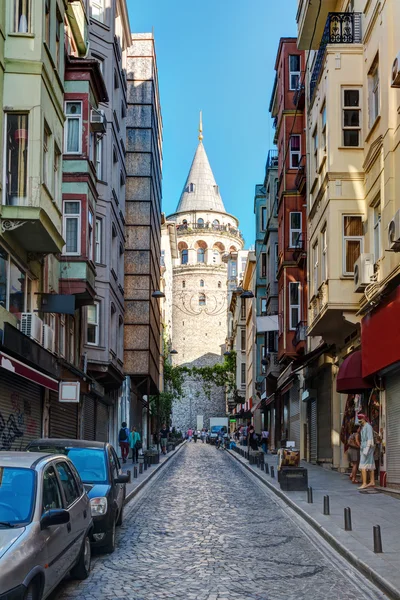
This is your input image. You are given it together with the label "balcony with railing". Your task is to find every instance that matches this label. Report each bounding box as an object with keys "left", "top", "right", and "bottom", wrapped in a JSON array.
[
  {"left": 293, "top": 80, "right": 305, "bottom": 110},
  {"left": 176, "top": 222, "right": 244, "bottom": 241},
  {"left": 310, "top": 12, "right": 362, "bottom": 103},
  {"left": 291, "top": 232, "right": 307, "bottom": 267},
  {"left": 266, "top": 149, "right": 279, "bottom": 170},
  {"left": 293, "top": 321, "right": 307, "bottom": 347},
  {"left": 295, "top": 155, "right": 306, "bottom": 193}
]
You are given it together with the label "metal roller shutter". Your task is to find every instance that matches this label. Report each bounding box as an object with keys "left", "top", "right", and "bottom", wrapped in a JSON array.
[
  {"left": 82, "top": 396, "right": 96, "bottom": 441},
  {"left": 386, "top": 374, "right": 400, "bottom": 486},
  {"left": 96, "top": 401, "right": 109, "bottom": 442},
  {"left": 309, "top": 400, "right": 317, "bottom": 463},
  {"left": 49, "top": 391, "right": 78, "bottom": 439},
  {"left": 289, "top": 382, "right": 300, "bottom": 449},
  {"left": 0, "top": 372, "right": 42, "bottom": 450}
]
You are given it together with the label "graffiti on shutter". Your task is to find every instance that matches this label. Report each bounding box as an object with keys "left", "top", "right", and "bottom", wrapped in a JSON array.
[{"left": 0, "top": 372, "right": 42, "bottom": 450}]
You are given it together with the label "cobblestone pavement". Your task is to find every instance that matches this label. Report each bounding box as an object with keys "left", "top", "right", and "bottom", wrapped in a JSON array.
[{"left": 54, "top": 443, "right": 386, "bottom": 600}]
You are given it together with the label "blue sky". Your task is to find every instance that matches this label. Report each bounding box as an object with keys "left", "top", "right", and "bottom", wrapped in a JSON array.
[{"left": 128, "top": 0, "right": 298, "bottom": 247}]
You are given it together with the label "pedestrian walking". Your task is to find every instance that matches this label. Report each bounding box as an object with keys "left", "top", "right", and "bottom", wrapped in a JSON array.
[
  {"left": 200, "top": 428, "right": 206, "bottom": 443},
  {"left": 261, "top": 429, "right": 269, "bottom": 454},
  {"left": 248, "top": 425, "right": 258, "bottom": 452},
  {"left": 187, "top": 427, "right": 193, "bottom": 442},
  {"left": 347, "top": 424, "right": 361, "bottom": 483},
  {"left": 358, "top": 414, "right": 375, "bottom": 489},
  {"left": 129, "top": 426, "right": 141, "bottom": 464},
  {"left": 118, "top": 421, "right": 130, "bottom": 463},
  {"left": 160, "top": 423, "right": 169, "bottom": 455}
]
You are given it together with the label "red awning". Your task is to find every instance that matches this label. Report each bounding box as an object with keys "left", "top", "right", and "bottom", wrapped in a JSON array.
[
  {"left": 336, "top": 351, "right": 371, "bottom": 394},
  {"left": 0, "top": 351, "right": 59, "bottom": 392}
]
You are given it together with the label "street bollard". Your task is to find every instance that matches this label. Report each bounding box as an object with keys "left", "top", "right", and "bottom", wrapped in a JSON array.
[
  {"left": 307, "top": 487, "right": 313, "bottom": 504},
  {"left": 144, "top": 458, "right": 148, "bottom": 471},
  {"left": 139, "top": 463, "right": 143, "bottom": 475},
  {"left": 265, "top": 463, "right": 269, "bottom": 474},
  {"left": 261, "top": 462, "right": 265, "bottom": 471},
  {"left": 373, "top": 525, "right": 383, "bottom": 553},
  {"left": 323, "top": 495, "right": 330, "bottom": 515},
  {"left": 270, "top": 465, "right": 274, "bottom": 478},
  {"left": 126, "top": 470, "right": 132, "bottom": 483},
  {"left": 134, "top": 466, "right": 138, "bottom": 479},
  {"left": 344, "top": 507, "right": 352, "bottom": 531}
]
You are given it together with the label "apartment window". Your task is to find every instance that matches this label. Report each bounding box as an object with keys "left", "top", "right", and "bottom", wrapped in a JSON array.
[
  {"left": 274, "top": 243, "right": 279, "bottom": 279},
  {"left": 0, "top": 248, "right": 28, "bottom": 318},
  {"left": 54, "top": 145, "right": 61, "bottom": 202},
  {"left": 373, "top": 203, "right": 381, "bottom": 262},
  {"left": 87, "top": 303, "right": 99, "bottom": 345},
  {"left": 312, "top": 127, "right": 318, "bottom": 172},
  {"left": 65, "top": 102, "right": 82, "bottom": 154},
  {"left": 289, "top": 212, "right": 302, "bottom": 248},
  {"left": 368, "top": 58, "right": 380, "bottom": 128},
  {"left": 343, "top": 215, "right": 363, "bottom": 275},
  {"left": 59, "top": 315, "right": 65, "bottom": 357},
  {"left": 241, "top": 363, "right": 246, "bottom": 386},
  {"left": 267, "top": 330, "right": 277, "bottom": 353},
  {"left": 261, "top": 207, "right": 267, "bottom": 231},
  {"left": 261, "top": 298, "right": 267, "bottom": 316},
  {"left": 321, "top": 103, "right": 327, "bottom": 149},
  {"left": 56, "top": 10, "right": 62, "bottom": 70},
  {"left": 321, "top": 227, "right": 328, "bottom": 282},
  {"left": 181, "top": 249, "right": 188, "bottom": 265},
  {"left": 199, "top": 293, "right": 206, "bottom": 306},
  {"left": 241, "top": 329, "right": 246, "bottom": 352},
  {"left": 289, "top": 55, "right": 301, "bottom": 90},
  {"left": 91, "top": 0, "right": 104, "bottom": 22},
  {"left": 14, "top": 0, "right": 31, "bottom": 33},
  {"left": 289, "top": 282, "right": 300, "bottom": 330},
  {"left": 45, "top": 0, "right": 50, "bottom": 46},
  {"left": 43, "top": 123, "right": 50, "bottom": 189},
  {"left": 261, "top": 253, "right": 267, "bottom": 277},
  {"left": 88, "top": 211, "right": 94, "bottom": 261},
  {"left": 95, "top": 218, "right": 102, "bottom": 263},
  {"left": 63, "top": 201, "right": 81, "bottom": 255},
  {"left": 289, "top": 135, "right": 301, "bottom": 168},
  {"left": 241, "top": 298, "right": 246, "bottom": 319},
  {"left": 197, "top": 248, "right": 205, "bottom": 263},
  {"left": 69, "top": 317, "right": 75, "bottom": 364},
  {"left": 200, "top": 279, "right": 204, "bottom": 287},
  {"left": 96, "top": 136, "right": 103, "bottom": 180},
  {"left": 342, "top": 89, "right": 361, "bottom": 147},
  {"left": 313, "top": 241, "right": 319, "bottom": 296},
  {"left": 5, "top": 113, "right": 29, "bottom": 205}
]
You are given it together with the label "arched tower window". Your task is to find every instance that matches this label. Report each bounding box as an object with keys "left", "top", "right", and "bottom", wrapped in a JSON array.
[
  {"left": 188, "top": 183, "right": 195, "bottom": 192},
  {"left": 197, "top": 218, "right": 204, "bottom": 228},
  {"left": 199, "top": 293, "right": 206, "bottom": 306},
  {"left": 182, "top": 281, "right": 185, "bottom": 288},
  {"left": 181, "top": 249, "right": 188, "bottom": 265},
  {"left": 200, "top": 280, "right": 204, "bottom": 287},
  {"left": 218, "top": 281, "right": 222, "bottom": 288},
  {"left": 212, "top": 219, "right": 219, "bottom": 229},
  {"left": 197, "top": 248, "right": 205, "bottom": 263},
  {"left": 182, "top": 219, "right": 188, "bottom": 227}
]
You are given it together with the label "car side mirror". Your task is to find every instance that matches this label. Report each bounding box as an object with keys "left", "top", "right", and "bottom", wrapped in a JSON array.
[
  {"left": 40, "top": 509, "right": 70, "bottom": 530},
  {"left": 115, "top": 474, "right": 129, "bottom": 484}
]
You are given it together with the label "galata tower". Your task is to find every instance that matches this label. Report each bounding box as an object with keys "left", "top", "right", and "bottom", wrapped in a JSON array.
[{"left": 168, "top": 116, "right": 244, "bottom": 432}]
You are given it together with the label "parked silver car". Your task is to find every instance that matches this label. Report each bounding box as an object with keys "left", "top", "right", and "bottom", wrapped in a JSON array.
[{"left": 0, "top": 452, "right": 92, "bottom": 600}]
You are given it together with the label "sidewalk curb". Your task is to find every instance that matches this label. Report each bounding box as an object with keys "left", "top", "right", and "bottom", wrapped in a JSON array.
[
  {"left": 124, "top": 441, "right": 186, "bottom": 505},
  {"left": 227, "top": 449, "right": 400, "bottom": 600}
]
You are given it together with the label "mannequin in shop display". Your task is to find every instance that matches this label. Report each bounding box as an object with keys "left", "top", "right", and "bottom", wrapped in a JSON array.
[{"left": 358, "top": 413, "right": 375, "bottom": 489}]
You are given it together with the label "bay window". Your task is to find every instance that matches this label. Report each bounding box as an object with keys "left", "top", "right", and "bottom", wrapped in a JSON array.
[
  {"left": 343, "top": 215, "right": 363, "bottom": 275},
  {"left": 0, "top": 247, "right": 28, "bottom": 319},
  {"left": 289, "top": 282, "right": 300, "bottom": 330},
  {"left": 63, "top": 201, "right": 81, "bottom": 255},
  {"left": 5, "top": 113, "right": 29, "bottom": 206},
  {"left": 289, "top": 135, "right": 301, "bottom": 168},
  {"left": 289, "top": 212, "right": 302, "bottom": 248},
  {"left": 65, "top": 102, "right": 82, "bottom": 154}
]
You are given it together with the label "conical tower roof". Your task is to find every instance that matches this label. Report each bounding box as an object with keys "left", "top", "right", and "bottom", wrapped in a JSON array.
[{"left": 175, "top": 116, "right": 226, "bottom": 214}]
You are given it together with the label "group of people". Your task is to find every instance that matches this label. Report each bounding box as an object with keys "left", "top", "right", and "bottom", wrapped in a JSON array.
[
  {"left": 186, "top": 428, "right": 207, "bottom": 442},
  {"left": 233, "top": 424, "right": 270, "bottom": 453},
  {"left": 118, "top": 422, "right": 171, "bottom": 464},
  {"left": 347, "top": 413, "right": 381, "bottom": 489}
]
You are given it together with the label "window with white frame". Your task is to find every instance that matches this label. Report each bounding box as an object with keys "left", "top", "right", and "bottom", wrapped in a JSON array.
[
  {"left": 289, "top": 212, "right": 302, "bottom": 248},
  {"left": 312, "top": 126, "right": 318, "bottom": 172},
  {"left": 95, "top": 218, "right": 102, "bottom": 263},
  {"left": 5, "top": 113, "right": 29, "bottom": 206},
  {"left": 261, "top": 206, "right": 267, "bottom": 231},
  {"left": 65, "top": 102, "right": 82, "bottom": 154},
  {"left": 63, "top": 201, "right": 81, "bottom": 255},
  {"left": 373, "top": 202, "right": 381, "bottom": 262},
  {"left": 321, "top": 227, "right": 328, "bottom": 282},
  {"left": 368, "top": 57, "right": 379, "bottom": 128},
  {"left": 241, "top": 362, "right": 246, "bottom": 386},
  {"left": 14, "top": 0, "right": 31, "bottom": 32},
  {"left": 88, "top": 210, "right": 94, "bottom": 261},
  {"left": 241, "top": 328, "right": 246, "bottom": 352},
  {"left": 342, "top": 88, "right": 361, "bottom": 147},
  {"left": 289, "top": 282, "right": 300, "bottom": 330},
  {"left": 91, "top": 0, "right": 104, "bottom": 22},
  {"left": 313, "top": 241, "right": 319, "bottom": 296},
  {"left": 43, "top": 123, "right": 51, "bottom": 189},
  {"left": 289, "top": 135, "right": 301, "bottom": 168},
  {"left": 343, "top": 215, "right": 363, "bottom": 275},
  {"left": 289, "top": 55, "right": 301, "bottom": 90},
  {"left": 96, "top": 136, "right": 103, "bottom": 180},
  {"left": 54, "top": 144, "right": 61, "bottom": 203},
  {"left": 87, "top": 302, "right": 99, "bottom": 345},
  {"left": 321, "top": 103, "right": 327, "bottom": 149},
  {"left": 0, "top": 246, "right": 28, "bottom": 319}
]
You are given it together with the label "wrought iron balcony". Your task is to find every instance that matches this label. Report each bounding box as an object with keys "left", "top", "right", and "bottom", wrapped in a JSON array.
[
  {"left": 291, "top": 232, "right": 307, "bottom": 266},
  {"left": 293, "top": 321, "right": 307, "bottom": 347},
  {"left": 295, "top": 155, "right": 306, "bottom": 193},
  {"left": 310, "top": 12, "right": 362, "bottom": 102},
  {"left": 176, "top": 222, "right": 244, "bottom": 241},
  {"left": 266, "top": 149, "right": 279, "bottom": 170}
]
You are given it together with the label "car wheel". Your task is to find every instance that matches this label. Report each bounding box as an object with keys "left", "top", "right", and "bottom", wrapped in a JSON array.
[
  {"left": 116, "top": 503, "right": 124, "bottom": 526},
  {"left": 103, "top": 519, "right": 116, "bottom": 553},
  {"left": 71, "top": 535, "right": 91, "bottom": 580},
  {"left": 23, "top": 581, "right": 39, "bottom": 600}
]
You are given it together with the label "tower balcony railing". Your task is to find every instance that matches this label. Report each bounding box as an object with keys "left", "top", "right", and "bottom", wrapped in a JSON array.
[
  {"left": 310, "top": 12, "right": 362, "bottom": 103},
  {"left": 176, "top": 222, "right": 244, "bottom": 241}
]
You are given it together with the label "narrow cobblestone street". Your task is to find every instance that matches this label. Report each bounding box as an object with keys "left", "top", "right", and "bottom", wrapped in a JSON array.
[{"left": 54, "top": 444, "right": 386, "bottom": 600}]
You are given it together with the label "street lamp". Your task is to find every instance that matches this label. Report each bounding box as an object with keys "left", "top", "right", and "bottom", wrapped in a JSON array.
[
  {"left": 240, "top": 290, "right": 254, "bottom": 299},
  {"left": 224, "top": 351, "right": 231, "bottom": 357},
  {"left": 152, "top": 290, "right": 165, "bottom": 299}
]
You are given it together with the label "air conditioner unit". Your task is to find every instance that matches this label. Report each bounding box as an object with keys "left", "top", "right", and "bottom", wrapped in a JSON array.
[
  {"left": 388, "top": 209, "right": 400, "bottom": 251},
  {"left": 42, "top": 324, "right": 55, "bottom": 353},
  {"left": 391, "top": 52, "right": 400, "bottom": 87},
  {"left": 21, "top": 313, "right": 43, "bottom": 345},
  {"left": 354, "top": 253, "right": 374, "bottom": 293},
  {"left": 90, "top": 108, "right": 106, "bottom": 133}
]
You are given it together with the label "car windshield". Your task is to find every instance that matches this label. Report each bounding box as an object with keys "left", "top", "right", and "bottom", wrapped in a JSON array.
[
  {"left": 0, "top": 467, "right": 35, "bottom": 526},
  {"left": 28, "top": 446, "right": 108, "bottom": 484},
  {"left": 211, "top": 426, "right": 223, "bottom": 433}
]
